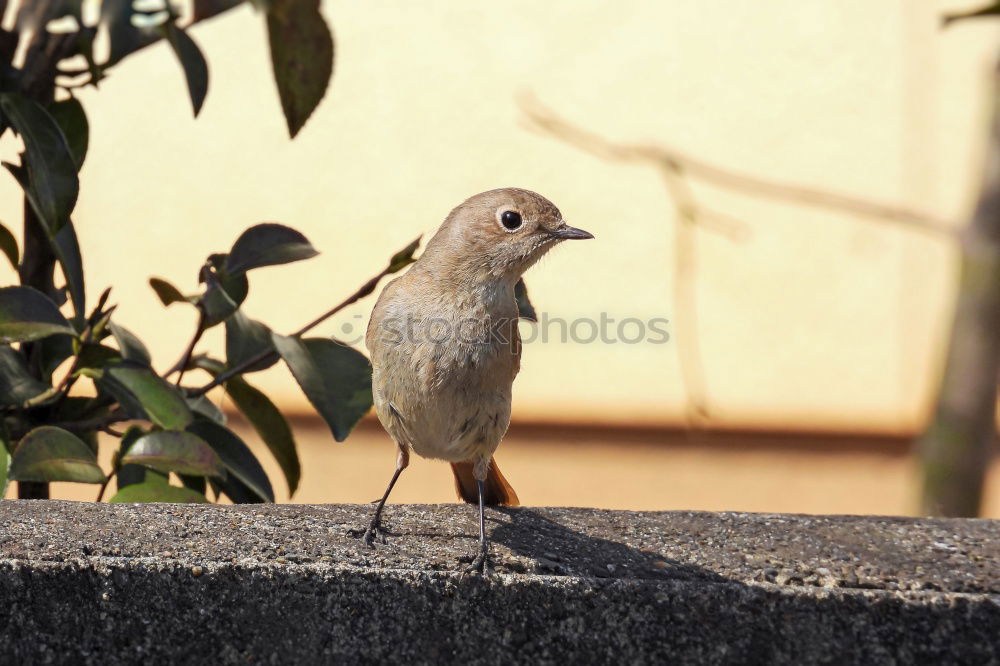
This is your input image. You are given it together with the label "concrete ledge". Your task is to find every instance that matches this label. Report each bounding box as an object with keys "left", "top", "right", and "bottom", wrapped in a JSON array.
[{"left": 1, "top": 501, "right": 998, "bottom": 664}]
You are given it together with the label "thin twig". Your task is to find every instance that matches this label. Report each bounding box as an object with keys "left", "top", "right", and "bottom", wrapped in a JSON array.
[
  {"left": 52, "top": 409, "right": 127, "bottom": 434},
  {"left": 188, "top": 268, "right": 395, "bottom": 398},
  {"left": 173, "top": 307, "right": 206, "bottom": 386},
  {"left": 95, "top": 475, "right": 111, "bottom": 502},
  {"left": 659, "top": 164, "right": 711, "bottom": 425}
]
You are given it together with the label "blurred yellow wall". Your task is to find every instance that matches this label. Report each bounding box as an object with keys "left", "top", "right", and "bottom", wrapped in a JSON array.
[{"left": 1, "top": 1, "right": 997, "bottom": 432}]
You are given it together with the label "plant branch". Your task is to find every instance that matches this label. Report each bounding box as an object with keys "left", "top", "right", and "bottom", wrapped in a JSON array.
[
  {"left": 52, "top": 409, "right": 128, "bottom": 434},
  {"left": 188, "top": 261, "right": 405, "bottom": 397},
  {"left": 95, "top": 475, "right": 111, "bottom": 502},
  {"left": 173, "top": 307, "right": 207, "bottom": 385}
]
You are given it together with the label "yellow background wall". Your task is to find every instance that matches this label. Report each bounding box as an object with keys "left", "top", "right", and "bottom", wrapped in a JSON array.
[{"left": 1, "top": 1, "right": 997, "bottom": 431}]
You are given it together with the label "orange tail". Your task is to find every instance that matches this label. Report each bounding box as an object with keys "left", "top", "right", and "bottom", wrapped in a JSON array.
[{"left": 451, "top": 458, "right": 519, "bottom": 506}]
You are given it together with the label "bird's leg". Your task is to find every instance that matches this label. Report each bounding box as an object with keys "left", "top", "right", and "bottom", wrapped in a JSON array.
[
  {"left": 464, "top": 478, "right": 490, "bottom": 573},
  {"left": 362, "top": 446, "right": 409, "bottom": 546}
]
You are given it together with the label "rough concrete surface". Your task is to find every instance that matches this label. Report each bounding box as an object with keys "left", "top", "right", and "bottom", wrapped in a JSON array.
[{"left": 0, "top": 501, "right": 998, "bottom": 664}]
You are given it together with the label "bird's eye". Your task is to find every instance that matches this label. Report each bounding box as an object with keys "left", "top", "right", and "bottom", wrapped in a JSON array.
[{"left": 501, "top": 210, "right": 522, "bottom": 231}]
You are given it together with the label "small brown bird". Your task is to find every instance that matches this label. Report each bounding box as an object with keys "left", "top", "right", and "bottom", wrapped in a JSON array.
[{"left": 363, "top": 188, "right": 593, "bottom": 571}]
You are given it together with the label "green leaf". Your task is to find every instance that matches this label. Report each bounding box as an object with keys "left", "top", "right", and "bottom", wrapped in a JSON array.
[
  {"left": 9, "top": 426, "right": 105, "bottom": 484},
  {"left": 266, "top": 0, "right": 334, "bottom": 138},
  {"left": 100, "top": 0, "right": 154, "bottom": 67},
  {"left": 93, "top": 362, "right": 193, "bottom": 429},
  {"left": 225, "top": 309, "right": 276, "bottom": 373},
  {"left": 108, "top": 321, "right": 151, "bottom": 366},
  {"left": 109, "top": 482, "right": 208, "bottom": 504},
  {"left": 225, "top": 376, "right": 300, "bottom": 496},
  {"left": 943, "top": 2, "right": 1000, "bottom": 25},
  {"left": 46, "top": 97, "right": 89, "bottom": 170},
  {"left": 200, "top": 278, "right": 244, "bottom": 327},
  {"left": 0, "top": 433, "right": 10, "bottom": 497},
  {"left": 200, "top": 254, "right": 249, "bottom": 327},
  {"left": 0, "top": 285, "right": 74, "bottom": 343},
  {"left": 209, "top": 475, "right": 260, "bottom": 504},
  {"left": 187, "top": 420, "right": 274, "bottom": 502},
  {"left": 272, "top": 335, "right": 372, "bottom": 441},
  {"left": 149, "top": 277, "right": 192, "bottom": 307},
  {"left": 36, "top": 334, "right": 76, "bottom": 381},
  {"left": 185, "top": 392, "right": 227, "bottom": 424},
  {"left": 121, "top": 430, "right": 225, "bottom": 477},
  {"left": 0, "top": 221, "right": 18, "bottom": 269},
  {"left": 387, "top": 235, "right": 421, "bottom": 273},
  {"left": 116, "top": 426, "right": 147, "bottom": 489},
  {"left": 0, "top": 93, "right": 79, "bottom": 235},
  {"left": 0, "top": 346, "right": 51, "bottom": 407},
  {"left": 179, "top": 473, "right": 207, "bottom": 494},
  {"left": 193, "top": 0, "right": 245, "bottom": 22},
  {"left": 54, "top": 220, "right": 86, "bottom": 319},
  {"left": 514, "top": 278, "right": 537, "bottom": 322},
  {"left": 225, "top": 223, "right": 319, "bottom": 274},
  {"left": 75, "top": 343, "right": 122, "bottom": 371},
  {"left": 162, "top": 22, "right": 209, "bottom": 117}
]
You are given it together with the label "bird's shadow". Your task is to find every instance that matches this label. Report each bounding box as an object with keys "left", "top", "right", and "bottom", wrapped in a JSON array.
[{"left": 486, "top": 507, "right": 727, "bottom": 583}]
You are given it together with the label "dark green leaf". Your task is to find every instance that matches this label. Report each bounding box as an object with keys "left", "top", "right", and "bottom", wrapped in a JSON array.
[
  {"left": 149, "top": 277, "right": 191, "bottom": 307},
  {"left": 185, "top": 392, "right": 226, "bottom": 424},
  {"left": 37, "top": 334, "right": 77, "bottom": 380},
  {"left": 0, "top": 285, "right": 74, "bottom": 343},
  {"left": 272, "top": 335, "right": 372, "bottom": 441},
  {"left": 100, "top": 0, "right": 154, "bottom": 66},
  {"left": 46, "top": 97, "right": 88, "bottom": 170},
  {"left": 200, "top": 278, "right": 244, "bottom": 327},
  {"left": 200, "top": 254, "right": 249, "bottom": 327},
  {"left": 514, "top": 278, "right": 537, "bottom": 322},
  {"left": 193, "top": 0, "right": 244, "bottom": 21},
  {"left": 266, "top": 0, "right": 334, "bottom": 138},
  {"left": 192, "top": 356, "right": 226, "bottom": 376},
  {"left": 0, "top": 221, "right": 18, "bottom": 269},
  {"left": 210, "top": 474, "right": 261, "bottom": 504},
  {"left": 0, "top": 432, "right": 9, "bottom": 497},
  {"left": 179, "top": 473, "right": 207, "bottom": 494},
  {"left": 91, "top": 362, "right": 193, "bottom": 429},
  {"left": 108, "top": 321, "right": 151, "bottom": 366},
  {"left": 387, "top": 235, "right": 421, "bottom": 273},
  {"left": 0, "top": 94, "right": 79, "bottom": 235},
  {"left": 225, "top": 223, "right": 319, "bottom": 274},
  {"left": 162, "top": 23, "right": 209, "bottom": 117},
  {"left": 54, "top": 220, "right": 86, "bottom": 319},
  {"left": 187, "top": 420, "right": 274, "bottom": 502},
  {"left": 116, "top": 426, "right": 147, "bottom": 489},
  {"left": 109, "top": 482, "right": 208, "bottom": 504},
  {"left": 225, "top": 309, "right": 276, "bottom": 372},
  {"left": 226, "top": 376, "right": 299, "bottom": 496},
  {"left": 0, "top": 346, "right": 50, "bottom": 407},
  {"left": 75, "top": 343, "right": 122, "bottom": 371},
  {"left": 9, "top": 426, "right": 105, "bottom": 484},
  {"left": 121, "top": 430, "right": 225, "bottom": 477},
  {"left": 943, "top": 2, "right": 1000, "bottom": 25}
]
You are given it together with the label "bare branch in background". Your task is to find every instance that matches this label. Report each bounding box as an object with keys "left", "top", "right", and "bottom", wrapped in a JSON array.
[
  {"left": 522, "top": 95, "right": 956, "bottom": 237},
  {"left": 522, "top": 95, "right": 957, "bottom": 428}
]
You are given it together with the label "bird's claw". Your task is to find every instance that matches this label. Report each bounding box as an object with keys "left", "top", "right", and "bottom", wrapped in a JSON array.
[
  {"left": 361, "top": 521, "right": 387, "bottom": 547},
  {"left": 463, "top": 544, "right": 491, "bottom": 574}
]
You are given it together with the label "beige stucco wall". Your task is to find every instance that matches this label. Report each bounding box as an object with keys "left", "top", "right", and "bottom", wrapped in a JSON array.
[{"left": 1, "top": 1, "right": 997, "bottom": 431}]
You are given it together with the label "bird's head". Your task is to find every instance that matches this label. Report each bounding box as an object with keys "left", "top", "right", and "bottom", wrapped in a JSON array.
[{"left": 422, "top": 188, "right": 593, "bottom": 282}]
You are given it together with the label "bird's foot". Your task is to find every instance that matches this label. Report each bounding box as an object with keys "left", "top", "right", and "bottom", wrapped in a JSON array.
[
  {"left": 463, "top": 543, "right": 491, "bottom": 574},
  {"left": 360, "top": 518, "right": 387, "bottom": 547}
]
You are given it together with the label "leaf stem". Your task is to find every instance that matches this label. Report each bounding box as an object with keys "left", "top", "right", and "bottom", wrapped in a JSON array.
[
  {"left": 172, "top": 307, "right": 207, "bottom": 385},
  {"left": 189, "top": 266, "right": 393, "bottom": 397},
  {"left": 95, "top": 475, "right": 111, "bottom": 502}
]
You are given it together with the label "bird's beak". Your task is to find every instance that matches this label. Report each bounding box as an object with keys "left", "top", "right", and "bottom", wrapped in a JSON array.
[{"left": 549, "top": 225, "right": 594, "bottom": 240}]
